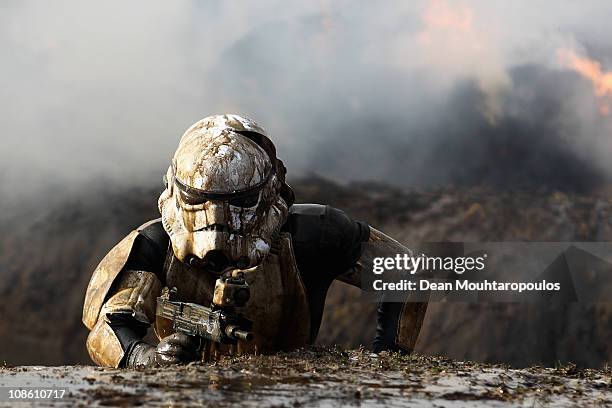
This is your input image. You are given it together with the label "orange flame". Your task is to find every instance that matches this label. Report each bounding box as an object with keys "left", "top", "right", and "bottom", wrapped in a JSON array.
[{"left": 558, "top": 48, "right": 612, "bottom": 116}]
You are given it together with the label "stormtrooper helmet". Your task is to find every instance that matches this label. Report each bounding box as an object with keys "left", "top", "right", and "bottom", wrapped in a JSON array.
[{"left": 158, "top": 114, "right": 294, "bottom": 273}]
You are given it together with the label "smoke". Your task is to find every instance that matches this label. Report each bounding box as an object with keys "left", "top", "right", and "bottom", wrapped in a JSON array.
[{"left": 2, "top": 0, "right": 612, "bottom": 201}]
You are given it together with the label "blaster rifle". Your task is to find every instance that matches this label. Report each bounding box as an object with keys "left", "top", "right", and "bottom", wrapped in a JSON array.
[{"left": 155, "top": 275, "right": 254, "bottom": 345}]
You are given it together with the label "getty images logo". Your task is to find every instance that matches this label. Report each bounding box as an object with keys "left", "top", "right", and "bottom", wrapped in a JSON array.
[{"left": 372, "top": 253, "right": 488, "bottom": 275}]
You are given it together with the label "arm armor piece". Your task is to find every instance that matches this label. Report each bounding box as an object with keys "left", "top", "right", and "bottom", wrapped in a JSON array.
[
  {"left": 82, "top": 218, "right": 166, "bottom": 330},
  {"left": 86, "top": 269, "right": 162, "bottom": 367},
  {"left": 342, "top": 226, "right": 429, "bottom": 353},
  {"left": 82, "top": 231, "right": 139, "bottom": 330}
]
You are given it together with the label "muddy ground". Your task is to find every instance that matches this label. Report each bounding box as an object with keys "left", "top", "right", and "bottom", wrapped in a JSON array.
[{"left": 1, "top": 348, "right": 610, "bottom": 407}]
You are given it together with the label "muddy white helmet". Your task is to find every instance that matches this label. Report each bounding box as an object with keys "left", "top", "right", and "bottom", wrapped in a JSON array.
[{"left": 158, "top": 114, "right": 294, "bottom": 272}]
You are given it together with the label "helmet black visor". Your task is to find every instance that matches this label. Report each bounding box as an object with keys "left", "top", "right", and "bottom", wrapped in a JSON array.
[{"left": 174, "top": 169, "right": 270, "bottom": 208}]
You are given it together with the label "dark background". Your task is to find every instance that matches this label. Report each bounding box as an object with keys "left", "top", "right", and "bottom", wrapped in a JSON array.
[{"left": 1, "top": 178, "right": 611, "bottom": 368}]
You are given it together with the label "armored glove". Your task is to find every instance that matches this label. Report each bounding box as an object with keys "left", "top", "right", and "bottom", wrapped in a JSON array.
[{"left": 125, "top": 333, "right": 202, "bottom": 368}]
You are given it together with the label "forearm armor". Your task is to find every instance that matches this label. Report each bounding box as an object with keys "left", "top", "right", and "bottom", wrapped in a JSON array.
[
  {"left": 341, "top": 227, "right": 429, "bottom": 353},
  {"left": 86, "top": 269, "right": 162, "bottom": 367}
]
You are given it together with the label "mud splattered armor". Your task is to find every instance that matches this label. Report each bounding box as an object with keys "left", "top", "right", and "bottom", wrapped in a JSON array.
[{"left": 82, "top": 115, "right": 427, "bottom": 368}]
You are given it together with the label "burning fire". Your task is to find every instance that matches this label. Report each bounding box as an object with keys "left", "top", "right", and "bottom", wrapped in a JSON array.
[{"left": 558, "top": 48, "right": 612, "bottom": 116}]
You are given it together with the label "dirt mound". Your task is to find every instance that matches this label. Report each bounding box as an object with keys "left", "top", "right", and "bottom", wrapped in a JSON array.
[{"left": 0, "top": 177, "right": 610, "bottom": 367}]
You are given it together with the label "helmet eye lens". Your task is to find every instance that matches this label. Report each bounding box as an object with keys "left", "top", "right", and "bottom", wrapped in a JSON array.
[
  {"left": 228, "top": 192, "right": 260, "bottom": 208},
  {"left": 179, "top": 189, "right": 207, "bottom": 206},
  {"left": 178, "top": 189, "right": 260, "bottom": 208}
]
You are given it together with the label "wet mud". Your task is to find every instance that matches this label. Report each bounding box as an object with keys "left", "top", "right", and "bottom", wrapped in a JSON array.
[{"left": 1, "top": 347, "right": 609, "bottom": 407}]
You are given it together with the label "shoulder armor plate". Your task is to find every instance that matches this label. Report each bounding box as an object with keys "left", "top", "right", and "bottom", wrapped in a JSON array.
[{"left": 81, "top": 218, "right": 161, "bottom": 329}]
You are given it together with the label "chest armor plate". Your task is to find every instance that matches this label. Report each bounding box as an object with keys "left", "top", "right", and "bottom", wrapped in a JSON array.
[{"left": 155, "top": 232, "right": 311, "bottom": 354}]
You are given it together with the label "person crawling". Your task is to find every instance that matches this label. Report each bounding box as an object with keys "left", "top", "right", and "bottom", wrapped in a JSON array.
[{"left": 82, "top": 114, "right": 427, "bottom": 368}]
